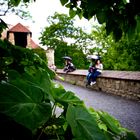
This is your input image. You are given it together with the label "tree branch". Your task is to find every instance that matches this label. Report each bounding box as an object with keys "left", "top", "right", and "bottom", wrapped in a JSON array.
[{"left": 0, "top": 0, "right": 11, "bottom": 16}]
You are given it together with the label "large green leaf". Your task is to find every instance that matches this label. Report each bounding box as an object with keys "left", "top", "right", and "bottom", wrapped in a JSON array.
[
  {"left": 51, "top": 83, "right": 83, "bottom": 107},
  {"left": 0, "top": 74, "right": 52, "bottom": 133},
  {"left": 98, "top": 111, "right": 122, "bottom": 134},
  {"left": 8, "top": 70, "right": 54, "bottom": 102},
  {"left": 98, "top": 111, "right": 137, "bottom": 139},
  {"left": 66, "top": 105, "right": 107, "bottom": 140}
]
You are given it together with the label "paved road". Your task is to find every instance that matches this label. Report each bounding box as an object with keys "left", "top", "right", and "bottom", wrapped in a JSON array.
[{"left": 55, "top": 80, "right": 140, "bottom": 139}]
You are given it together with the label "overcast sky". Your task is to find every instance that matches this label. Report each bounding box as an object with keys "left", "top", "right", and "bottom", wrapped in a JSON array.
[{"left": 2, "top": 0, "right": 95, "bottom": 45}]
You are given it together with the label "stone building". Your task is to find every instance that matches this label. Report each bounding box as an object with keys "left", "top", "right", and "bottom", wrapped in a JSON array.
[
  {"left": 6, "top": 23, "right": 38, "bottom": 49},
  {"left": 1, "top": 22, "right": 55, "bottom": 65}
]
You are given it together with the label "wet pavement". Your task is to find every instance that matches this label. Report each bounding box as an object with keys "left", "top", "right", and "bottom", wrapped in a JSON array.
[{"left": 55, "top": 80, "right": 140, "bottom": 139}]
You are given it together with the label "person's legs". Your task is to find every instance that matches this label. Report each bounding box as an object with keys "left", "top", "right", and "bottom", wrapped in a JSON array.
[
  {"left": 63, "top": 67, "right": 68, "bottom": 72},
  {"left": 87, "top": 73, "right": 92, "bottom": 84},
  {"left": 86, "top": 73, "right": 90, "bottom": 80},
  {"left": 66, "top": 69, "right": 70, "bottom": 73},
  {"left": 66, "top": 68, "right": 74, "bottom": 73},
  {"left": 90, "top": 71, "right": 101, "bottom": 85},
  {"left": 92, "top": 71, "right": 101, "bottom": 81},
  {"left": 69, "top": 66, "right": 76, "bottom": 72}
]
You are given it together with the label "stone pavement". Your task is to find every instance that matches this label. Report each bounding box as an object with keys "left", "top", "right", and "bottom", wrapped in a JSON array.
[{"left": 55, "top": 80, "right": 140, "bottom": 139}]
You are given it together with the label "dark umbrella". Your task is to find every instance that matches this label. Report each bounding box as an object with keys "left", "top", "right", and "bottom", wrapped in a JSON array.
[{"left": 62, "top": 56, "right": 72, "bottom": 61}]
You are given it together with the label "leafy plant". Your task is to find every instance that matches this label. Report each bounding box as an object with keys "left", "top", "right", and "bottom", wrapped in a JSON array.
[
  {"left": 61, "top": 0, "right": 140, "bottom": 41},
  {"left": 0, "top": 0, "right": 32, "bottom": 20},
  {"left": 88, "top": 24, "right": 140, "bottom": 71},
  {"left": 39, "top": 12, "right": 90, "bottom": 69},
  {"left": 0, "top": 0, "right": 138, "bottom": 139},
  {"left": 0, "top": 39, "right": 138, "bottom": 140}
]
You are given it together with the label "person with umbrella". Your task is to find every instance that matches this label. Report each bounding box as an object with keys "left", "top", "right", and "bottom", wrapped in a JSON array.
[
  {"left": 90, "top": 58, "right": 103, "bottom": 85},
  {"left": 86, "top": 55, "right": 103, "bottom": 86},
  {"left": 86, "top": 63, "right": 96, "bottom": 86},
  {"left": 86, "top": 56, "right": 97, "bottom": 86},
  {"left": 62, "top": 56, "right": 76, "bottom": 73}
]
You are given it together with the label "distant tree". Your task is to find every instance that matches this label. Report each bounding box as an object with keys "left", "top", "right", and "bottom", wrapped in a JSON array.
[
  {"left": 40, "top": 12, "right": 90, "bottom": 50},
  {"left": 32, "top": 47, "right": 48, "bottom": 62},
  {"left": 1, "top": 0, "right": 140, "bottom": 42},
  {"left": 88, "top": 24, "right": 113, "bottom": 56},
  {"left": 39, "top": 12, "right": 90, "bottom": 68},
  {"left": 0, "top": 0, "right": 33, "bottom": 37},
  {"left": 55, "top": 42, "right": 88, "bottom": 69},
  {"left": 60, "top": 0, "right": 140, "bottom": 41},
  {"left": 103, "top": 36, "right": 140, "bottom": 71},
  {"left": 0, "top": 0, "right": 31, "bottom": 18},
  {"left": 0, "top": 1, "right": 138, "bottom": 140},
  {"left": 89, "top": 24, "right": 140, "bottom": 71}
]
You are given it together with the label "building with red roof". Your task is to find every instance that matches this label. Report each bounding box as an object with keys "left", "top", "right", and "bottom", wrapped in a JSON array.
[
  {"left": 30, "top": 39, "right": 39, "bottom": 49},
  {"left": 5, "top": 23, "right": 39, "bottom": 49},
  {"left": 8, "top": 23, "right": 31, "bottom": 33},
  {"left": 1, "top": 23, "right": 55, "bottom": 65}
]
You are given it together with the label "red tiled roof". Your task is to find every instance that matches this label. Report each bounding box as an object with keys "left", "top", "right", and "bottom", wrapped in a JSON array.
[
  {"left": 8, "top": 23, "right": 31, "bottom": 33},
  {"left": 30, "top": 39, "right": 39, "bottom": 49}
]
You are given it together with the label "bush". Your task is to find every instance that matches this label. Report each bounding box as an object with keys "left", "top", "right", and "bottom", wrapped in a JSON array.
[{"left": 0, "top": 39, "right": 137, "bottom": 140}]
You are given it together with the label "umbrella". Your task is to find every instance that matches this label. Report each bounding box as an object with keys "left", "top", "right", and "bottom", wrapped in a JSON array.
[
  {"left": 87, "top": 55, "right": 100, "bottom": 60},
  {"left": 62, "top": 56, "right": 72, "bottom": 61}
]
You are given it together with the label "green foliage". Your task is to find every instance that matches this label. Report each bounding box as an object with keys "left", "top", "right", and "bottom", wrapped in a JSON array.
[
  {"left": 0, "top": 19, "right": 7, "bottom": 37},
  {"left": 32, "top": 48, "right": 48, "bottom": 62},
  {"left": 103, "top": 36, "right": 140, "bottom": 71},
  {"left": 51, "top": 83, "right": 83, "bottom": 107},
  {"left": 0, "top": 0, "right": 138, "bottom": 139},
  {"left": 39, "top": 12, "right": 90, "bottom": 49},
  {"left": 10, "top": 0, "right": 21, "bottom": 6},
  {"left": 88, "top": 24, "right": 112, "bottom": 56},
  {"left": 0, "top": 39, "right": 137, "bottom": 139},
  {"left": 0, "top": 39, "right": 54, "bottom": 81},
  {"left": 62, "top": 0, "right": 140, "bottom": 41},
  {"left": 39, "top": 12, "right": 90, "bottom": 69},
  {"left": 97, "top": 111, "right": 137, "bottom": 140},
  {"left": 0, "top": 0, "right": 32, "bottom": 20},
  {"left": 89, "top": 24, "right": 140, "bottom": 71},
  {"left": 55, "top": 43, "right": 88, "bottom": 69},
  {"left": 60, "top": 0, "right": 68, "bottom": 6},
  {"left": 66, "top": 105, "right": 107, "bottom": 140},
  {"left": 0, "top": 70, "right": 52, "bottom": 132}
]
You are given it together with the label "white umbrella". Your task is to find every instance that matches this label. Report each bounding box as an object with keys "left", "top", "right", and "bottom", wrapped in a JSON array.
[{"left": 87, "top": 55, "right": 100, "bottom": 60}]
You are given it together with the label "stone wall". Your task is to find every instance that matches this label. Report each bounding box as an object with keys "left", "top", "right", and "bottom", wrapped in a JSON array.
[
  {"left": 46, "top": 48, "right": 55, "bottom": 66},
  {"left": 27, "top": 33, "right": 31, "bottom": 48},
  {"left": 8, "top": 32, "right": 15, "bottom": 45},
  {"left": 56, "top": 69, "right": 140, "bottom": 101}
]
